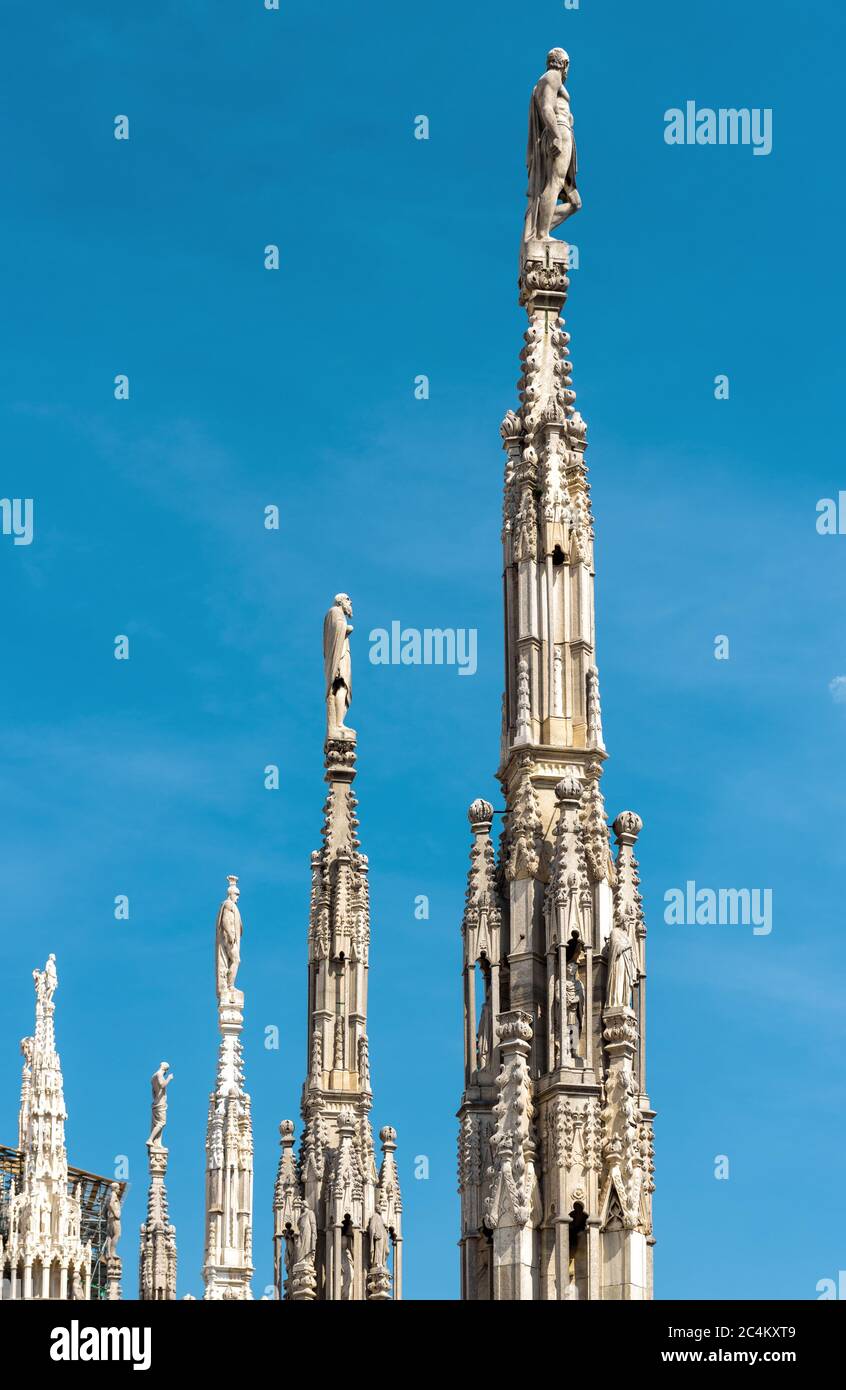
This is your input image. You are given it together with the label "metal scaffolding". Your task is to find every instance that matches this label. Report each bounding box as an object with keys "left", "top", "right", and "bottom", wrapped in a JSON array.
[{"left": 0, "top": 1143, "right": 126, "bottom": 1300}]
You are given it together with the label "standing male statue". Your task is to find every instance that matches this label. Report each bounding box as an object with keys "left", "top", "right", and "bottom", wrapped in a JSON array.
[
  {"left": 147, "top": 1061, "right": 173, "bottom": 1148},
  {"left": 523, "top": 48, "right": 582, "bottom": 244},
  {"left": 323, "top": 593, "right": 355, "bottom": 741},
  {"left": 215, "top": 875, "right": 243, "bottom": 1003},
  {"left": 104, "top": 1183, "right": 122, "bottom": 1260}
]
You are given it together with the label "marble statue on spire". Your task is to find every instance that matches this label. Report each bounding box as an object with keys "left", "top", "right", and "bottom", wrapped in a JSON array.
[
  {"left": 139, "top": 1067, "right": 178, "bottom": 1299},
  {"left": 147, "top": 1061, "right": 173, "bottom": 1148},
  {"left": 104, "top": 1184, "right": 122, "bottom": 1260},
  {"left": 215, "top": 875, "right": 243, "bottom": 1004},
  {"left": 324, "top": 593, "right": 355, "bottom": 741},
  {"left": 523, "top": 47, "right": 581, "bottom": 244}
]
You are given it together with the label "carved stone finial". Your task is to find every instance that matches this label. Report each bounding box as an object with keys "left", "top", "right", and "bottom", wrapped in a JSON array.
[
  {"left": 555, "top": 768, "right": 582, "bottom": 803},
  {"left": 613, "top": 811, "right": 643, "bottom": 845},
  {"left": 500, "top": 409, "right": 523, "bottom": 442},
  {"left": 468, "top": 798, "right": 495, "bottom": 831}
]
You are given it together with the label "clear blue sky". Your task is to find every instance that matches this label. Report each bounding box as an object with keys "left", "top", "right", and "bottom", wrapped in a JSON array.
[{"left": 2, "top": 0, "right": 844, "bottom": 1300}]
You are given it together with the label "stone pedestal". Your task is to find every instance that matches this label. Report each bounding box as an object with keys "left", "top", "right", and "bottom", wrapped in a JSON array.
[
  {"left": 366, "top": 1264, "right": 392, "bottom": 1301},
  {"left": 290, "top": 1259, "right": 317, "bottom": 1302},
  {"left": 104, "top": 1256, "right": 122, "bottom": 1301}
]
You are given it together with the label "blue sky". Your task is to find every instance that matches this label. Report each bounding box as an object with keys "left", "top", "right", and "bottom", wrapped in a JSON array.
[{"left": 2, "top": 0, "right": 845, "bottom": 1299}]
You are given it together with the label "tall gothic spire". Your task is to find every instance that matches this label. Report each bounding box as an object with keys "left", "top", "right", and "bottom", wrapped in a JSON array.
[
  {"left": 457, "top": 47, "right": 655, "bottom": 1301},
  {"left": 139, "top": 1061, "right": 177, "bottom": 1299},
  {"left": 273, "top": 596, "right": 402, "bottom": 1301},
  {"left": 202, "top": 877, "right": 254, "bottom": 1299},
  {"left": 1, "top": 957, "right": 93, "bottom": 1300}
]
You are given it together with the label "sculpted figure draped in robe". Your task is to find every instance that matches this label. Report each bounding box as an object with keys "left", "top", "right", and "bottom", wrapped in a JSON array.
[
  {"left": 476, "top": 990, "right": 492, "bottom": 1073},
  {"left": 566, "top": 959, "right": 585, "bottom": 1054},
  {"left": 523, "top": 48, "right": 581, "bottom": 244},
  {"left": 605, "top": 910, "right": 637, "bottom": 1010},
  {"left": 215, "top": 875, "right": 243, "bottom": 1002},
  {"left": 341, "top": 1244, "right": 355, "bottom": 1299},
  {"left": 148, "top": 1061, "right": 173, "bottom": 1148},
  {"left": 295, "top": 1200, "right": 317, "bottom": 1265},
  {"left": 368, "top": 1209, "right": 390, "bottom": 1269},
  {"left": 323, "top": 593, "right": 355, "bottom": 741}
]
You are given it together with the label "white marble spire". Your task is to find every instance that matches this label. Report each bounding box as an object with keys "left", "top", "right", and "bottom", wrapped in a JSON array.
[
  {"left": 272, "top": 600, "right": 402, "bottom": 1300},
  {"left": 457, "top": 49, "right": 655, "bottom": 1301},
  {"left": 139, "top": 1063, "right": 177, "bottom": 1299},
  {"left": 202, "top": 877, "right": 254, "bottom": 1300},
  {"left": 1, "top": 957, "right": 93, "bottom": 1300}
]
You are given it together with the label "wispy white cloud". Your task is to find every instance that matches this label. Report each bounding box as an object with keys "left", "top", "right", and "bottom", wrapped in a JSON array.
[{"left": 828, "top": 675, "right": 846, "bottom": 704}]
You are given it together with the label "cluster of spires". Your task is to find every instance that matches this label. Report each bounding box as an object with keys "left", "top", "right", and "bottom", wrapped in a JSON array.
[
  {"left": 2, "top": 48, "right": 655, "bottom": 1304},
  {"left": 1, "top": 601, "right": 402, "bottom": 1301}
]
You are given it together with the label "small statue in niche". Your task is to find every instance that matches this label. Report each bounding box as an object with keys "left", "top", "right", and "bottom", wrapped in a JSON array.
[
  {"left": 565, "top": 957, "right": 585, "bottom": 1057},
  {"left": 341, "top": 1243, "right": 355, "bottom": 1299},
  {"left": 476, "top": 985, "right": 492, "bottom": 1073}
]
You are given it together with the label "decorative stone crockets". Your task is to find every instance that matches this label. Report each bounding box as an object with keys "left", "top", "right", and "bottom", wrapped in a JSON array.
[
  {"left": 273, "top": 607, "right": 402, "bottom": 1301},
  {"left": 485, "top": 1011, "right": 541, "bottom": 1300},
  {"left": 1, "top": 957, "right": 93, "bottom": 1300},
  {"left": 457, "top": 48, "right": 655, "bottom": 1301}
]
